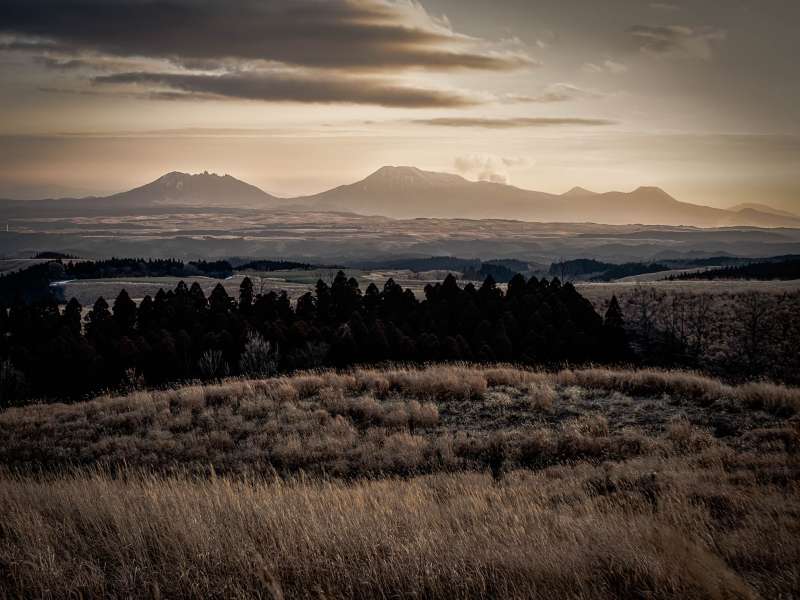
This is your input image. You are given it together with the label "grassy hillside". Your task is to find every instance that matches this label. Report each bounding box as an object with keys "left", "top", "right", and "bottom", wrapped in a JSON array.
[
  {"left": 1, "top": 365, "right": 798, "bottom": 598},
  {"left": 2, "top": 364, "right": 797, "bottom": 474}
]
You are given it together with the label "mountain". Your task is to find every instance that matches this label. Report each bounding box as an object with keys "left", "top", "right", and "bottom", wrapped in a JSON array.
[
  {"left": 3, "top": 167, "right": 799, "bottom": 228},
  {"left": 561, "top": 186, "right": 597, "bottom": 198},
  {"left": 106, "top": 171, "right": 276, "bottom": 208},
  {"left": 729, "top": 203, "right": 799, "bottom": 219},
  {"left": 298, "top": 166, "right": 800, "bottom": 227},
  {"left": 0, "top": 171, "right": 278, "bottom": 213},
  {"left": 295, "top": 166, "right": 556, "bottom": 218}
]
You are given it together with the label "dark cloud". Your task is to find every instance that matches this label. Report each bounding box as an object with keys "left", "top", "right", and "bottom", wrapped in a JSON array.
[
  {"left": 628, "top": 24, "right": 726, "bottom": 60},
  {"left": 95, "top": 71, "right": 482, "bottom": 108},
  {"left": 0, "top": 0, "right": 532, "bottom": 72},
  {"left": 414, "top": 117, "right": 616, "bottom": 128}
]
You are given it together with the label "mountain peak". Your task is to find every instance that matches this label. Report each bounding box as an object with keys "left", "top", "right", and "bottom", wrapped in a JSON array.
[
  {"left": 633, "top": 185, "right": 670, "bottom": 195},
  {"left": 370, "top": 165, "right": 423, "bottom": 177},
  {"left": 155, "top": 170, "right": 231, "bottom": 183},
  {"left": 360, "top": 165, "right": 468, "bottom": 188},
  {"left": 562, "top": 186, "right": 596, "bottom": 197}
]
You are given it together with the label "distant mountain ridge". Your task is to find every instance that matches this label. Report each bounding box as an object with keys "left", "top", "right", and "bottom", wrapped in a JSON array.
[
  {"left": 3, "top": 166, "right": 799, "bottom": 228},
  {"left": 728, "top": 203, "right": 799, "bottom": 219},
  {"left": 297, "top": 166, "right": 800, "bottom": 227}
]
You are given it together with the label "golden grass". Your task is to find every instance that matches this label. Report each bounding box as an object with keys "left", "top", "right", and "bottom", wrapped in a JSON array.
[
  {"left": 0, "top": 365, "right": 796, "bottom": 476},
  {"left": 1, "top": 365, "right": 799, "bottom": 598},
  {"left": 555, "top": 367, "right": 800, "bottom": 414},
  {"left": 1, "top": 448, "right": 798, "bottom": 599}
]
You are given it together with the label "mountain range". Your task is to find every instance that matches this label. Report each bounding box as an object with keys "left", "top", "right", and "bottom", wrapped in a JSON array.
[{"left": 3, "top": 166, "right": 799, "bottom": 228}]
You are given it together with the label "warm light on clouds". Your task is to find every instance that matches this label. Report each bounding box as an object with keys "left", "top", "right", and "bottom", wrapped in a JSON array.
[
  {"left": 628, "top": 24, "right": 726, "bottom": 60},
  {"left": 0, "top": 0, "right": 798, "bottom": 213}
]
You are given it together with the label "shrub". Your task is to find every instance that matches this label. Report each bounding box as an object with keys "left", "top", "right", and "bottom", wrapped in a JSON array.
[
  {"left": 0, "top": 360, "right": 26, "bottom": 408},
  {"left": 198, "top": 350, "right": 229, "bottom": 379},
  {"left": 733, "top": 382, "right": 800, "bottom": 415},
  {"left": 239, "top": 332, "right": 278, "bottom": 378},
  {"left": 525, "top": 382, "right": 557, "bottom": 412}
]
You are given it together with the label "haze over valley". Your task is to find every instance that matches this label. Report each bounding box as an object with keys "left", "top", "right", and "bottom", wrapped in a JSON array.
[{"left": 3, "top": 169, "right": 800, "bottom": 263}]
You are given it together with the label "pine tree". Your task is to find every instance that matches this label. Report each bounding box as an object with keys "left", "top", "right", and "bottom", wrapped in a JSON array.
[
  {"left": 239, "top": 277, "right": 254, "bottom": 314},
  {"left": 209, "top": 283, "right": 231, "bottom": 314},
  {"left": 113, "top": 289, "right": 137, "bottom": 334},
  {"left": 604, "top": 295, "right": 624, "bottom": 330},
  {"left": 603, "top": 295, "right": 629, "bottom": 361},
  {"left": 63, "top": 298, "right": 82, "bottom": 336}
]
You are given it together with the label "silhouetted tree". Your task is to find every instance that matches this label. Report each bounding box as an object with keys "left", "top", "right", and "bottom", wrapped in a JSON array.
[
  {"left": 62, "top": 298, "right": 82, "bottom": 336},
  {"left": 113, "top": 289, "right": 137, "bottom": 334},
  {"left": 603, "top": 295, "right": 629, "bottom": 361},
  {"left": 0, "top": 272, "right": 626, "bottom": 404},
  {"left": 239, "top": 277, "right": 254, "bottom": 314}
]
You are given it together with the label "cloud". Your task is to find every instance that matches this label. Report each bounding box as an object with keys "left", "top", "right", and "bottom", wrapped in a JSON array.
[
  {"left": 532, "top": 83, "right": 604, "bottom": 102},
  {"left": 649, "top": 3, "right": 680, "bottom": 10},
  {"left": 94, "top": 70, "right": 482, "bottom": 108},
  {"left": 33, "top": 54, "right": 155, "bottom": 73},
  {"left": 629, "top": 25, "right": 726, "bottom": 60},
  {"left": 582, "top": 60, "right": 628, "bottom": 74},
  {"left": 507, "top": 83, "right": 603, "bottom": 103},
  {"left": 0, "top": 0, "right": 537, "bottom": 107},
  {"left": 0, "top": 0, "right": 533, "bottom": 72},
  {"left": 415, "top": 117, "right": 616, "bottom": 128},
  {"left": 454, "top": 153, "right": 532, "bottom": 184}
]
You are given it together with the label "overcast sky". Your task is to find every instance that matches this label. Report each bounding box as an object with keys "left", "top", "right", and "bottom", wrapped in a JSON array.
[{"left": 0, "top": 0, "right": 798, "bottom": 211}]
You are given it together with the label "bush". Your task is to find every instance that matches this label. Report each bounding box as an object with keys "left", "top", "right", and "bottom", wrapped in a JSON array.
[
  {"left": 239, "top": 332, "right": 278, "bottom": 378},
  {"left": 198, "top": 350, "right": 229, "bottom": 379},
  {"left": 0, "top": 360, "right": 26, "bottom": 408}
]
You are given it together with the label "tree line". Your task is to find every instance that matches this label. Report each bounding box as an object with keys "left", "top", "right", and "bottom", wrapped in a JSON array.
[
  {"left": 549, "top": 259, "right": 670, "bottom": 281},
  {"left": 668, "top": 258, "right": 800, "bottom": 281},
  {"left": 0, "top": 272, "right": 628, "bottom": 405},
  {"left": 0, "top": 258, "right": 319, "bottom": 304}
]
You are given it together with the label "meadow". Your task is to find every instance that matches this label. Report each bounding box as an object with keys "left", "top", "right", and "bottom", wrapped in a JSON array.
[{"left": 1, "top": 365, "right": 798, "bottom": 598}]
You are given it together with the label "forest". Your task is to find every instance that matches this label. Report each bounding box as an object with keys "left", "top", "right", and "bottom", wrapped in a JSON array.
[
  {"left": 0, "top": 272, "right": 628, "bottom": 405},
  {"left": 549, "top": 259, "right": 671, "bottom": 281},
  {"left": 669, "top": 257, "right": 800, "bottom": 280}
]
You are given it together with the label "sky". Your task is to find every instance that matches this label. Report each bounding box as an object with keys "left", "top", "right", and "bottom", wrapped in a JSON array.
[{"left": 0, "top": 0, "right": 798, "bottom": 212}]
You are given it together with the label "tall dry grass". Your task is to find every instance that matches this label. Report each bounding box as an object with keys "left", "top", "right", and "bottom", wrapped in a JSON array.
[
  {"left": 1, "top": 448, "right": 798, "bottom": 599},
  {"left": 1, "top": 364, "right": 798, "bottom": 598},
  {"left": 555, "top": 367, "right": 800, "bottom": 414}
]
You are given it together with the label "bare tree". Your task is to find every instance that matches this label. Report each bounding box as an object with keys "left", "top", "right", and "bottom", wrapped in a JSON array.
[
  {"left": 686, "top": 292, "right": 714, "bottom": 359},
  {"left": 625, "top": 286, "right": 665, "bottom": 347},
  {"left": 198, "top": 350, "right": 229, "bottom": 380},
  {"left": 733, "top": 292, "right": 773, "bottom": 373}
]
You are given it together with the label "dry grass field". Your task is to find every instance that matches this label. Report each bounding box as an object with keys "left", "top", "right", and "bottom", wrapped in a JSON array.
[{"left": 1, "top": 365, "right": 799, "bottom": 598}]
